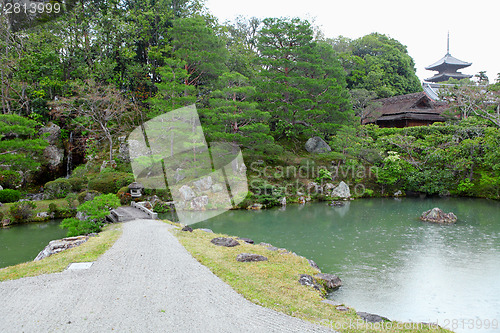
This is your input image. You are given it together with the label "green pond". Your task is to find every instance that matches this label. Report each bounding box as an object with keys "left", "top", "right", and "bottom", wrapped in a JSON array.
[
  {"left": 0, "top": 220, "right": 67, "bottom": 269},
  {"left": 195, "top": 198, "right": 500, "bottom": 332}
]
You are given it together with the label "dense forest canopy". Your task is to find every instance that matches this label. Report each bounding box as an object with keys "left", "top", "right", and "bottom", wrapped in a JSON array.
[{"left": 0, "top": 0, "right": 499, "bottom": 201}]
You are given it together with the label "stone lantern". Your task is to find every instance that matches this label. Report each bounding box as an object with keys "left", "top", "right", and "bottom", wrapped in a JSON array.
[{"left": 128, "top": 182, "right": 144, "bottom": 198}]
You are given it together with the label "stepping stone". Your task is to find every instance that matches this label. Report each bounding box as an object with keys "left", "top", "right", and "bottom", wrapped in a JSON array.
[{"left": 67, "top": 262, "right": 93, "bottom": 270}]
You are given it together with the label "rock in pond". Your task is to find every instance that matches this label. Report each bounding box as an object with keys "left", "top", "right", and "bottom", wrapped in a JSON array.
[
  {"left": 247, "top": 203, "right": 263, "bottom": 210},
  {"left": 211, "top": 237, "right": 240, "bottom": 247},
  {"left": 34, "top": 236, "right": 89, "bottom": 261},
  {"left": 315, "top": 273, "right": 342, "bottom": 290},
  {"left": 298, "top": 274, "right": 322, "bottom": 292},
  {"left": 357, "top": 312, "right": 390, "bottom": 323},
  {"left": 420, "top": 207, "right": 457, "bottom": 224},
  {"left": 236, "top": 253, "right": 268, "bottom": 262},
  {"left": 237, "top": 237, "right": 254, "bottom": 244}
]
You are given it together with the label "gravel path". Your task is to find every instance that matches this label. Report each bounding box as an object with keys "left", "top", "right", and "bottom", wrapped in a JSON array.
[{"left": 0, "top": 219, "right": 336, "bottom": 332}]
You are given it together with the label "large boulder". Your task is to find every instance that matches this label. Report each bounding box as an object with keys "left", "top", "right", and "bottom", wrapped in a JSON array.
[
  {"left": 420, "top": 207, "right": 457, "bottom": 224},
  {"left": 34, "top": 236, "right": 89, "bottom": 261},
  {"left": 116, "top": 136, "right": 130, "bottom": 163},
  {"left": 179, "top": 185, "right": 195, "bottom": 201},
  {"left": 211, "top": 237, "right": 240, "bottom": 247},
  {"left": 39, "top": 124, "right": 64, "bottom": 172},
  {"left": 331, "top": 181, "right": 351, "bottom": 199},
  {"left": 43, "top": 146, "right": 65, "bottom": 170},
  {"left": 193, "top": 176, "right": 212, "bottom": 192},
  {"left": 305, "top": 137, "right": 331, "bottom": 154},
  {"left": 39, "top": 123, "right": 61, "bottom": 146},
  {"left": 236, "top": 253, "right": 268, "bottom": 262}
]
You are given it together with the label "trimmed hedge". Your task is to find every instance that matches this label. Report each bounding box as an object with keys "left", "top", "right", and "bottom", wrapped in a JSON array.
[
  {"left": 68, "top": 177, "right": 87, "bottom": 192},
  {"left": 88, "top": 172, "right": 135, "bottom": 194},
  {"left": 0, "top": 189, "right": 22, "bottom": 203},
  {"left": 44, "top": 178, "right": 72, "bottom": 199}
]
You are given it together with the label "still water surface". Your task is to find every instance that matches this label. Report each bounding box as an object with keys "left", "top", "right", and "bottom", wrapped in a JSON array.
[
  {"left": 195, "top": 198, "right": 500, "bottom": 332},
  {"left": 0, "top": 220, "right": 67, "bottom": 269}
]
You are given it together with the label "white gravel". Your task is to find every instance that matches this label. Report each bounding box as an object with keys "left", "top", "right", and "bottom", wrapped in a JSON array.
[{"left": 0, "top": 219, "right": 336, "bottom": 332}]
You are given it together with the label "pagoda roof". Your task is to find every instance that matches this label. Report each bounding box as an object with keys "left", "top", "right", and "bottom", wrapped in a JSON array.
[
  {"left": 425, "top": 53, "right": 472, "bottom": 71},
  {"left": 425, "top": 72, "right": 473, "bottom": 83}
]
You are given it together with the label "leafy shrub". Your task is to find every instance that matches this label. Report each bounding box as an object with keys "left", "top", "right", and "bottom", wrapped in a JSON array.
[
  {"left": 48, "top": 202, "right": 58, "bottom": 214},
  {"left": 153, "top": 201, "right": 170, "bottom": 213},
  {"left": 0, "top": 189, "right": 22, "bottom": 203},
  {"left": 77, "top": 190, "right": 102, "bottom": 204},
  {"left": 315, "top": 168, "right": 333, "bottom": 183},
  {"left": 44, "top": 178, "right": 72, "bottom": 199},
  {"left": 9, "top": 201, "right": 37, "bottom": 223},
  {"left": 60, "top": 218, "right": 100, "bottom": 237},
  {"left": 0, "top": 170, "right": 22, "bottom": 189},
  {"left": 88, "top": 172, "right": 135, "bottom": 194},
  {"left": 70, "top": 165, "right": 88, "bottom": 179},
  {"left": 61, "top": 193, "right": 120, "bottom": 236},
  {"left": 117, "top": 186, "right": 131, "bottom": 205},
  {"left": 68, "top": 177, "right": 87, "bottom": 192}
]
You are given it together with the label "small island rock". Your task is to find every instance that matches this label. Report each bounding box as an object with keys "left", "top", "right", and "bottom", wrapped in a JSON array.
[{"left": 420, "top": 207, "right": 457, "bottom": 224}]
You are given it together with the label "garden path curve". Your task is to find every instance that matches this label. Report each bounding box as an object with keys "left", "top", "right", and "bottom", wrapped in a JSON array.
[{"left": 0, "top": 219, "right": 336, "bottom": 332}]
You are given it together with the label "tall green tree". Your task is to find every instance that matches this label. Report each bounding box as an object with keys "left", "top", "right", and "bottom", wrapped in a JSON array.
[
  {"left": 203, "top": 72, "right": 276, "bottom": 156},
  {"left": 256, "top": 17, "right": 352, "bottom": 140},
  {"left": 342, "top": 33, "right": 422, "bottom": 98}
]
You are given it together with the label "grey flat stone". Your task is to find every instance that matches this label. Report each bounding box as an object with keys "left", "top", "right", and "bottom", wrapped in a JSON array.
[{"left": 67, "top": 262, "right": 93, "bottom": 270}]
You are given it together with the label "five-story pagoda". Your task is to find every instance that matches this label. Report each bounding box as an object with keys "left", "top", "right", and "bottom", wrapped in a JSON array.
[{"left": 425, "top": 34, "right": 472, "bottom": 83}]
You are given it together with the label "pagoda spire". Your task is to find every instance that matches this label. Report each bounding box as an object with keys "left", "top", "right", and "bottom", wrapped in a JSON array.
[
  {"left": 424, "top": 33, "right": 472, "bottom": 83},
  {"left": 447, "top": 31, "right": 450, "bottom": 54}
]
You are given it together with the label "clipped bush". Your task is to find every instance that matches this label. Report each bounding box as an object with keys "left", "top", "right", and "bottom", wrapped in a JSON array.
[
  {"left": 48, "top": 202, "right": 58, "bottom": 214},
  {"left": 9, "top": 201, "right": 37, "bottom": 223},
  {"left": 44, "top": 178, "right": 72, "bottom": 199},
  {"left": 0, "top": 189, "right": 22, "bottom": 203},
  {"left": 68, "top": 177, "right": 87, "bottom": 192},
  {"left": 88, "top": 172, "right": 135, "bottom": 194},
  {"left": 0, "top": 170, "right": 22, "bottom": 189},
  {"left": 77, "top": 190, "right": 102, "bottom": 204}
]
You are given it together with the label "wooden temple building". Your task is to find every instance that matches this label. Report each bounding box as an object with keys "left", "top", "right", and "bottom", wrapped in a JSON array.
[
  {"left": 362, "top": 92, "right": 449, "bottom": 128},
  {"left": 363, "top": 34, "right": 469, "bottom": 128}
]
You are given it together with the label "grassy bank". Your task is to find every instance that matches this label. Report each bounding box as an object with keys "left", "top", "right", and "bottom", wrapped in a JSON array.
[
  {"left": 0, "top": 223, "right": 122, "bottom": 281},
  {"left": 172, "top": 224, "right": 451, "bottom": 333}
]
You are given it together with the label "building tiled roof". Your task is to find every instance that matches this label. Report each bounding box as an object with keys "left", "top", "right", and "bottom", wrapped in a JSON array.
[{"left": 363, "top": 92, "right": 449, "bottom": 125}]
